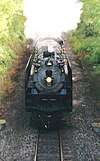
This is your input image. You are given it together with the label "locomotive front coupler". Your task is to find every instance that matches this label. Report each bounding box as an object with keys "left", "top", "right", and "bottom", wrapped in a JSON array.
[{"left": 38, "top": 114, "right": 52, "bottom": 129}]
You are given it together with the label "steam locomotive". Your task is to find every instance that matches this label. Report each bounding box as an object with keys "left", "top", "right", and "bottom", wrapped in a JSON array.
[{"left": 25, "top": 38, "right": 72, "bottom": 128}]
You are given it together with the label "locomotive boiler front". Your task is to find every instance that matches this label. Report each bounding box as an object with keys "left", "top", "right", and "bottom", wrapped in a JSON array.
[{"left": 33, "top": 53, "right": 65, "bottom": 94}]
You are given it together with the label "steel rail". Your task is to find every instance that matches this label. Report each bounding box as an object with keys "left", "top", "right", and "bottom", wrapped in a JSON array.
[
  {"left": 34, "top": 129, "right": 64, "bottom": 161},
  {"left": 59, "top": 130, "right": 64, "bottom": 161},
  {"left": 34, "top": 130, "right": 39, "bottom": 161}
]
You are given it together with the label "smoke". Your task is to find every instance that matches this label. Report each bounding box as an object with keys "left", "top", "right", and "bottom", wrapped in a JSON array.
[{"left": 23, "top": 0, "right": 83, "bottom": 40}]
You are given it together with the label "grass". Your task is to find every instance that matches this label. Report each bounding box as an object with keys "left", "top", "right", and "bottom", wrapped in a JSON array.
[{"left": 80, "top": 57, "right": 100, "bottom": 114}]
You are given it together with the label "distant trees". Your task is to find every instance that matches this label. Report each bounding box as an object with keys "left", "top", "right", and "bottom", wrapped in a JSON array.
[
  {"left": 0, "top": 0, "right": 26, "bottom": 97},
  {"left": 69, "top": 0, "right": 100, "bottom": 72}
]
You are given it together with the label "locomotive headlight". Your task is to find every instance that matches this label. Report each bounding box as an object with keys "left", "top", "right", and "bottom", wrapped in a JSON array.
[{"left": 46, "top": 77, "right": 52, "bottom": 83}]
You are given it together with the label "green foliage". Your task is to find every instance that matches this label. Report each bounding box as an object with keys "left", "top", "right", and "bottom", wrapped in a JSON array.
[
  {"left": 0, "top": 0, "right": 26, "bottom": 98},
  {"left": 69, "top": 35, "right": 82, "bottom": 53},
  {"left": 69, "top": 0, "right": 100, "bottom": 72},
  {"left": 90, "top": 47, "right": 100, "bottom": 64},
  {"left": 93, "top": 65, "right": 100, "bottom": 74}
]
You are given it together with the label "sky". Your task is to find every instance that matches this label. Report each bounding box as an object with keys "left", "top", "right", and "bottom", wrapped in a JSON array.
[{"left": 23, "top": 0, "right": 83, "bottom": 41}]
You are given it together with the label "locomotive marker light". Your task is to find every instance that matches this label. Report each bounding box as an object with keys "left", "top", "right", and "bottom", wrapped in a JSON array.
[
  {"left": 61, "top": 69, "right": 65, "bottom": 73},
  {"left": 46, "top": 69, "right": 52, "bottom": 77},
  {"left": 34, "top": 69, "right": 38, "bottom": 73},
  {"left": 47, "top": 61, "right": 52, "bottom": 66}
]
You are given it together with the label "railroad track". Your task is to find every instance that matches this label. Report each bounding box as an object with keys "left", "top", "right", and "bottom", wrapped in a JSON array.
[{"left": 34, "top": 129, "right": 64, "bottom": 161}]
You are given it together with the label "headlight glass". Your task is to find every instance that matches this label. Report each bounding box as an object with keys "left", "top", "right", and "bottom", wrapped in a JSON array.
[{"left": 46, "top": 77, "right": 52, "bottom": 83}]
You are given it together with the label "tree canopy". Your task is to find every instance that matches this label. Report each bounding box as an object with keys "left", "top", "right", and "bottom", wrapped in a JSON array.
[
  {"left": 0, "top": 0, "right": 26, "bottom": 97},
  {"left": 69, "top": 0, "right": 100, "bottom": 73}
]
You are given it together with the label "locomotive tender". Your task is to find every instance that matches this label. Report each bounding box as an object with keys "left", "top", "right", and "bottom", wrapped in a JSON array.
[{"left": 25, "top": 38, "right": 72, "bottom": 128}]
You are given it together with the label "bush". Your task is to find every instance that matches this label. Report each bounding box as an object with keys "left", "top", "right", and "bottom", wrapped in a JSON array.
[{"left": 90, "top": 47, "right": 100, "bottom": 64}]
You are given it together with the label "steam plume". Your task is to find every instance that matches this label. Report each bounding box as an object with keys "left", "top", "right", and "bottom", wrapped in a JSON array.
[{"left": 24, "top": 0, "right": 83, "bottom": 40}]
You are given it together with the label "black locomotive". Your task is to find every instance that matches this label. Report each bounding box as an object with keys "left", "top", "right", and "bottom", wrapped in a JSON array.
[{"left": 25, "top": 38, "right": 72, "bottom": 128}]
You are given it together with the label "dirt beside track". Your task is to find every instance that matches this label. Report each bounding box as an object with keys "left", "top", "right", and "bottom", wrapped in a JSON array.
[{"left": 0, "top": 42, "right": 100, "bottom": 161}]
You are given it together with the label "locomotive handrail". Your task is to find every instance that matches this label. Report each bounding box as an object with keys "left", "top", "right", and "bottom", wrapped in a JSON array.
[
  {"left": 25, "top": 54, "right": 33, "bottom": 90},
  {"left": 66, "top": 55, "right": 72, "bottom": 68},
  {"left": 25, "top": 54, "right": 33, "bottom": 72}
]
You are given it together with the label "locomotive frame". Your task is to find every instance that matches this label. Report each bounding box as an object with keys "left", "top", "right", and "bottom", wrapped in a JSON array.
[{"left": 25, "top": 38, "right": 72, "bottom": 129}]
